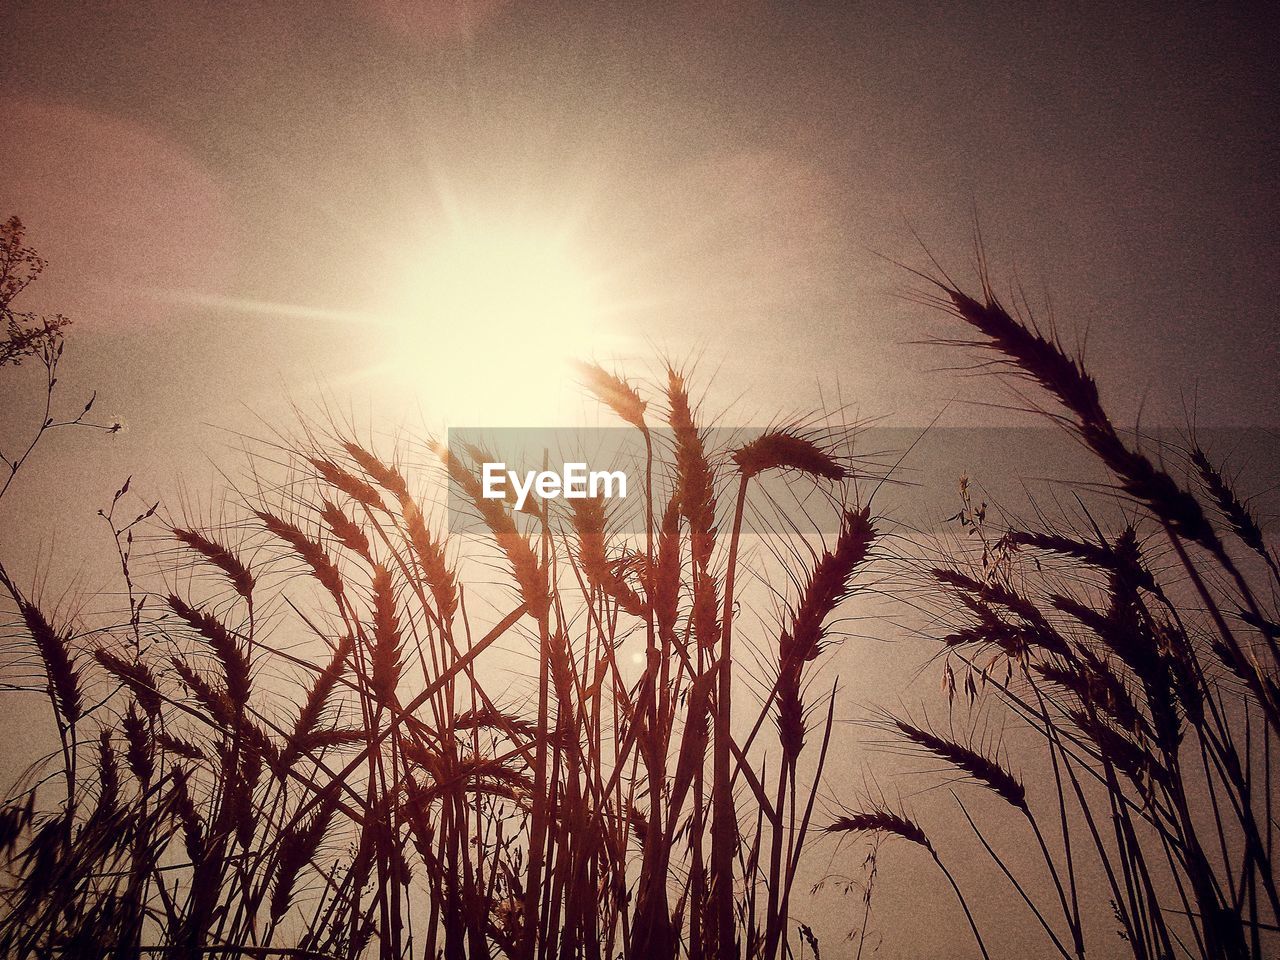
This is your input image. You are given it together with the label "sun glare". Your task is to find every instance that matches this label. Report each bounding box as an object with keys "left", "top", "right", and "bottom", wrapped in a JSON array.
[{"left": 387, "top": 225, "right": 609, "bottom": 425}]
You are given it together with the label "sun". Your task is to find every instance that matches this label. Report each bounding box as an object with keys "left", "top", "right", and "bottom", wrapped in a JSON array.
[{"left": 385, "top": 223, "right": 612, "bottom": 425}]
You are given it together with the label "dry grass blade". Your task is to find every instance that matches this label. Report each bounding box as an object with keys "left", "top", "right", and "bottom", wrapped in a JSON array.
[
  {"left": 398, "top": 493, "right": 458, "bottom": 622},
  {"left": 270, "top": 792, "right": 337, "bottom": 924},
  {"left": 370, "top": 563, "right": 402, "bottom": 702},
  {"left": 788, "top": 508, "right": 876, "bottom": 665},
  {"left": 0, "top": 794, "right": 35, "bottom": 861},
  {"left": 933, "top": 569, "right": 1070, "bottom": 658},
  {"left": 309, "top": 456, "right": 384, "bottom": 509},
  {"left": 732, "top": 428, "right": 844, "bottom": 481},
  {"left": 893, "top": 720, "right": 1025, "bottom": 809},
  {"left": 282, "top": 635, "right": 352, "bottom": 768},
  {"left": 122, "top": 706, "right": 152, "bottom": 783},
  {"left": 576, "top": 360, "right": 649, "bottom": 434},
  {"left": 170, "top": 657, "right": 233, "bottom": 728},
  {"left": 255, "top": 510, "right": 346, "bottom": 601},
  {"left": 342, "top": 440, "right": 409, "bottom": 499},
  {"left": 826, "top": 808, "right": 931, "bottom": 850},
  {"left": 172, "top": 527, "right": 255, "bottom": 600},
  {"left": 569, "top": 494, "right": 645, "bottom": 616},
  {"left": 319, "top": 498, "right": 371, "bottom": 559},
  {"left": 667, "top": 365, "right": 717, "bottom": 570},
  {"left": 167, "top": 768, "right": 205, "bottom": 866},
  {"left": 1191, "top": 446, "right": 1278, "bottom": 575},
  {"left": 93, "top": 648, "right": 162, "bottom": 718},
  {"left": 167, "top": 594, "right": 251, "bottom": 709},
  {"left": 937, "top": 284, "right": 1217, "bottom": 549},
  {"left": 154, "top": 731, "right": 204, "bottom": 762},
  {"left": 93, "top": 729, "right": 120, "bottom": 817},
  {"left": 777, "top": 508, "right": 876, "bottom": 758},
  {"left": 19, "top": 599, "right": 81, "bottom": 725},
  {"left": 438, "top": 445, "right": 548, "bottom": 618}
]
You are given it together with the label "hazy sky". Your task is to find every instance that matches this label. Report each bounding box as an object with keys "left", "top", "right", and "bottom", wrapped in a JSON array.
[
  {"left": 2, "top": 5, "right": 1278, "bottom": 955},
  {"left": 3, "top": 0, "right": 1279, "bottom": 423},
  {"left": 3, "top": 0, "right": 1277, "bottom": 604}
]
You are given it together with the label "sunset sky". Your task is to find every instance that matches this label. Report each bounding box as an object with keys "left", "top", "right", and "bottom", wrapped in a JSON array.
[
  {"left": 3, "top": 5, "right": 1279, "bottom": 957},
  {"left": 4, "top": 1, "right": 1279, "bottom": 430},
  {"left": 4, "top": 0, "right": 1278, "bottom": 652}
]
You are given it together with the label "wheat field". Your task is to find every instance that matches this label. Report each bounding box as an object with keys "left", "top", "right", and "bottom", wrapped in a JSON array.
[{"left": 1, "top": 215, "right": 1277, "bottom": 959}]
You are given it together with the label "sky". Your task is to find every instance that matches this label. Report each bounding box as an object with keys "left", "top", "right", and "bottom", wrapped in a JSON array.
[
  {"left": 1, "top": 3, "right": 1279, "bottom": 956},
  {"left": 3, "top": 1, "right": 1279, "bottom": 427},
  {"left": 4, "top": 0, "right": 1279, "bottom": 581}
]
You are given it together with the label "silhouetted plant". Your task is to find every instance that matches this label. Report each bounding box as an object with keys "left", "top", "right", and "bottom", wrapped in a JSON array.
[
  {"left": 868, "top": 267, "right": 1280, "bottom": 959},
  {"left": 0, "top": 234, "right": 878, "bottom": 957}
]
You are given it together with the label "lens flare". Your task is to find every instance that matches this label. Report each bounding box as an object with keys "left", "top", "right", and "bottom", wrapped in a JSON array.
[{"left": 387, "top": 224, "right": 609, "bottom": 424}]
